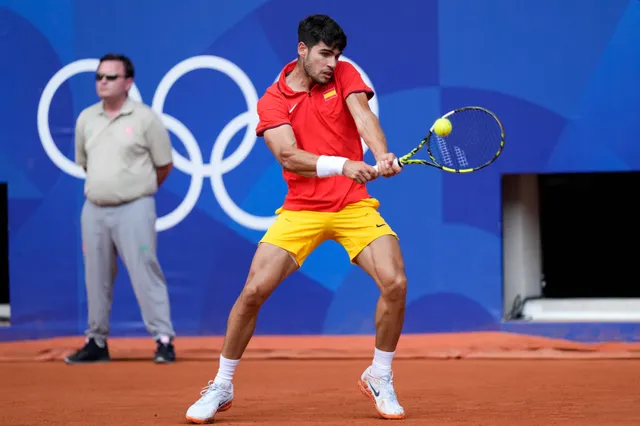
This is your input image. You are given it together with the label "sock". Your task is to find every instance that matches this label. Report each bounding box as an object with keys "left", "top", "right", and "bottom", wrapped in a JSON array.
[
  {"left": 214, "top": 355, "right": 240, "bottom": 386},
  {"left": 370, "top": 347, "right": 395, "bottom": 378}
]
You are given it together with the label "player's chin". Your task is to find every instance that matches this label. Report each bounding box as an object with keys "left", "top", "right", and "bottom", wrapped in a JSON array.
[{"left": 316, "top": 74, "right": 332, "bottom": 84}]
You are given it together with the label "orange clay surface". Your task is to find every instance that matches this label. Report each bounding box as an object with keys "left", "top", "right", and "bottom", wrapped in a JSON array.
[
  {"left": 1, "top": 333, "right": 640, "bottom": 425},
  {"left": 2, "top": 358, "right": 640, "bottom": 425}
]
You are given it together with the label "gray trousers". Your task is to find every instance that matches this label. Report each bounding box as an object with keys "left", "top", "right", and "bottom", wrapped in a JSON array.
[{"left": 81, "top": 196, "right": 175, "bottom": 343}]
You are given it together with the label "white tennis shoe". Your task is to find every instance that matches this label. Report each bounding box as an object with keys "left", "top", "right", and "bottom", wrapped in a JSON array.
[
  {"left": 185, "top": 380, "right": 233, "bottom": 424},
  {"left": 358, "top": 366, "right": 406, "bottom": 420}
]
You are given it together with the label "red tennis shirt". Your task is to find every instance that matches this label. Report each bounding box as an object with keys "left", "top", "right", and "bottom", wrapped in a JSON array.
[{"left": 256, "top": 59, "right": 375, "bottom": 212}]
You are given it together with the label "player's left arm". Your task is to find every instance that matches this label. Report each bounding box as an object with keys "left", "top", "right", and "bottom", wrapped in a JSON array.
[
  {"left": 346, "top": 92, "right": 387, "bottom": 158},
  {"left": 345, "top": 93, "right": 401, "bottom": 176}
]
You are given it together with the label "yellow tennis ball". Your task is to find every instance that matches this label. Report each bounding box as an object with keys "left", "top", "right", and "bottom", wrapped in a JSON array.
[{"left": 433, "top": 118, "right": 452, "bottom": 137}]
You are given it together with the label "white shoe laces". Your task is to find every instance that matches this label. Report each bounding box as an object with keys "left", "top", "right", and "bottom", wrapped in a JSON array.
[
  {"left": 198, "top": 380, "right": 229, "bottom": 403},
  {"left": 200, "top": 380, "right": 216, "bottom": 396}
]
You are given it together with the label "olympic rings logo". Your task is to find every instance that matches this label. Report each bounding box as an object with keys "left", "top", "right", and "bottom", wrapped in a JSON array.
[{"left": 37, "top": 55, "right": 378, "bottom": 232}]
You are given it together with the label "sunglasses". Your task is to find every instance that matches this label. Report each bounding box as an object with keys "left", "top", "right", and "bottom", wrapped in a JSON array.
[{"left": 95, "top": 73, "right": 123, "bottom": 81}]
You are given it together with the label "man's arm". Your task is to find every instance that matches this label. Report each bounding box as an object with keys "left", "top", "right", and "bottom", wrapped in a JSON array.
[
  {"left": 345, "top": 92, "right": 388, "bottom": 159},
  {"left": 263, "top": 124, "right": 378, "bottom": 184},
  {"left": 263, "top": 125, "right": 321, "bottom": 178},
  {"left": 74, "top": 113, "right": 87, "bottom": 172},
  {"left": 345, "top": 92, "right": 401, "bottom": 177},
  {"left": 145, "top": 112, "right": 174, "bottom": 187},
  {"left": 155, "top": 163, "right": 173, "bottom": 186}
]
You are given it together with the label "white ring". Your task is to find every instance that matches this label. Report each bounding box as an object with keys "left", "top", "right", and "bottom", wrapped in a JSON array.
[
  {"left": 151, "top": 55, "right": 259, "bottom": 177},
  {"left": 155, "top": 114, "right": 204, "bottom": 231},
  {"left": 209, "top": 111, "right": 277, "bottom": 230},
  {"left": 150, "top": 55, "right": 266, "bottom": 230}
]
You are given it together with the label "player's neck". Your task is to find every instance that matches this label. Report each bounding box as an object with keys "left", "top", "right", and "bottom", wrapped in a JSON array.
[{"left": 286, "top": 62, "right": 315, "bottom": 93}]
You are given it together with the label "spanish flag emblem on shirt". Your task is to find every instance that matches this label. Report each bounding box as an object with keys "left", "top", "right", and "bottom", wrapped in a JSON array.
[{"left": 323, "top": 88, "right": 337, "bottom": 100}]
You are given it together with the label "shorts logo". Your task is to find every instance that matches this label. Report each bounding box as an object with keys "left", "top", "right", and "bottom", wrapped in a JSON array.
[{"left": 323, "top": 88, "right": 337, "bottom": 100}]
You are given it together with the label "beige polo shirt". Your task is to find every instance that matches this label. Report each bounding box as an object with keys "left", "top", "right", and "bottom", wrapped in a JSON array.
[{"left": 74, "top": 98, "right": 173, "bottom": 206}]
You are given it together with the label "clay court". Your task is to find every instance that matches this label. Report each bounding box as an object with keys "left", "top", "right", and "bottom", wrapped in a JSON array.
[{"left": 2, "top": 333, "right": 640, "bottom": 425}]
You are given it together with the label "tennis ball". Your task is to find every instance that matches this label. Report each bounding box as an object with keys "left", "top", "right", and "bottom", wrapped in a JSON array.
[{"left": 433, "top": 118, "right": 452, "bottom": 137}]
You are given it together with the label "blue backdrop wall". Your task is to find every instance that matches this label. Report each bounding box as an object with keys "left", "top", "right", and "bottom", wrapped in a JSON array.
[{"left": 1, "top": 0, "right": 639, "bottom": 341}]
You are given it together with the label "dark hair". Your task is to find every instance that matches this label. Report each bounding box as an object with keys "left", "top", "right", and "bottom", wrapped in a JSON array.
[
  {"left": 298, "top": 14, "right": 347, "bottom": 52},
  {"left": 99, "top": 53, "right": 135, "bottom": 78}
]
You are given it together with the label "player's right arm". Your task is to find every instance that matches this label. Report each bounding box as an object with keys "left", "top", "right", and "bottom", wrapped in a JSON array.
[
  {"left": 257, "top": 91, "right": 377, "bottom": 183},
  {"left": 263, "top": 125, "right": 377, "bottom": 184},
  {"left": 263, "top": 125, "right": 320, "bottom": 178}
]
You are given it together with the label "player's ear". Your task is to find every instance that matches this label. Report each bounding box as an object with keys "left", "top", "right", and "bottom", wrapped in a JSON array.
[{"left": 297, "top": 42, "right": 308, "bottom": 58}]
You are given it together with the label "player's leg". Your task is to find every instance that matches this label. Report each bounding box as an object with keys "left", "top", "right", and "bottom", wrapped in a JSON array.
[
  {"left": 186, "top": 244, "right": 297, "bottom": 424},
  {"left": 111, "top": 196, "right": 176, "bottom": 362},
  {"left": 353, "top": 234, "right": 407, "bottom": 354},
  {"left": 354, "top": 235, "right": 407, "bottom": 420},
  {"left": 185, "top": 209, "right": 327, "bottom": 424},
  {"left": 220, "top": 241, "right": 299, "bottom": 359},
  {"left": 333, "top": 198, "right": 407, "bottom": 419},
  {"left": 65, "top": 201, "right": 117, "bottom": 364}
]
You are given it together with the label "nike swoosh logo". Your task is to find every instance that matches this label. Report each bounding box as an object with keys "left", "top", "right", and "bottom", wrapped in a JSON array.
[
  {"left": 369, "top": 382, "right": 380, "bottom": 397},
  {"left": 289, "top": 103, "right": 298, "bottom": 114},
  {"left": 376, "top": 224, "right": 385, "bottom": 228}
]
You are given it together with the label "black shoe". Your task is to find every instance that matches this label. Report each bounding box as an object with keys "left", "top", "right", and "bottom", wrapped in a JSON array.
[
  {"left": 64, "top": 338, "right": 110, "bottom": 364},
  {"left": 154, "top": 339, "right": 176, "bottom": 364}
]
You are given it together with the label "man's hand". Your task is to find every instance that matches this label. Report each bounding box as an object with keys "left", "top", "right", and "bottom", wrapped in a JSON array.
[
  {"left": 342, "top": 160, "right": 379, "bottom": 184},
  {"left": 375, "top": 153, "right": 403, "bottom": 178}
]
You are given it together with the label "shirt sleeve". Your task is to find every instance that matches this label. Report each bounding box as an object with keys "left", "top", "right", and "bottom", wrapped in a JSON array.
[
  {"left": 337, "top": 61, "right": 374, "bottom": 101},
  {"left": 74, "top": 110, "right": 87, "bottom": 168},
  {"left": 144, "top": 111, "right": 174, "bottom": 167},
  {"left": 256, "top": 90, "right": 290, "bottom": 137}
]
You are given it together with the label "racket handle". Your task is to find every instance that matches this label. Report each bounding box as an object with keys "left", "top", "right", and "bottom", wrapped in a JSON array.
[{"left": 372, "top": 157, "right": 401, "bottom": 172}]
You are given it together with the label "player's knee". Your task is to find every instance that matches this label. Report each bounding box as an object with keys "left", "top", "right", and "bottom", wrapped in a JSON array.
[
  {"left": 379, "top": 271, "right": 408, "bottom": 303},
  {"left": 240, "top": 283, "right": 269, "bottom": 310}
]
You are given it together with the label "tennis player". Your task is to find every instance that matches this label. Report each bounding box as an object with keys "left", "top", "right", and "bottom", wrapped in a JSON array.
[{"left": 186, "top": 14, "right": 408, "bottom": 423}]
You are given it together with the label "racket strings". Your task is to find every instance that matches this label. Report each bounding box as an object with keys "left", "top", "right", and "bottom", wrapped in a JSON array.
[{"left": 429, "top": 109, "right": 503, "bottom": 170}]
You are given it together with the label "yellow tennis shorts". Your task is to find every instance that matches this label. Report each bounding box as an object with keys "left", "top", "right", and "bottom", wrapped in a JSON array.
[{"left": 259, "top": 197, "right": 398, "bottom": 267}]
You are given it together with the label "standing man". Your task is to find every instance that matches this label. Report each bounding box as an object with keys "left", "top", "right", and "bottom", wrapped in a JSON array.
[
  {"left": 65, "top": 53, "right": 177, "bottom": 364},
  {"left": 185, "top": 15, "right": 407, "bottom": 423}
]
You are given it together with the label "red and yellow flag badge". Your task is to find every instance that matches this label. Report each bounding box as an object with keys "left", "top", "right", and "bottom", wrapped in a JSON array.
[{"left": 323, "top": 88, "right": 337, "bottom": 100}]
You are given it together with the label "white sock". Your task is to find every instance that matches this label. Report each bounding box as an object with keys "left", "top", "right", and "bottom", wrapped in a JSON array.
[
  {"left": 370, "top": 347, "right": 395, "bottom": 378},
  {"left": 213, "top": 355, "right": 240, "bottom": 386}
]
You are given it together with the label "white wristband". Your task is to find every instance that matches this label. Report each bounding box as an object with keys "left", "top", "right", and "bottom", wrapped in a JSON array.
[{"left": 316, "top": 155, "right": 348, "bottom": 178}]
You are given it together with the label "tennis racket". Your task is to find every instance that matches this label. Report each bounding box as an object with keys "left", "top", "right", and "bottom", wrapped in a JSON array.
[{"left": 373, "top": 106, "right": 505, "bottom": 174}]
